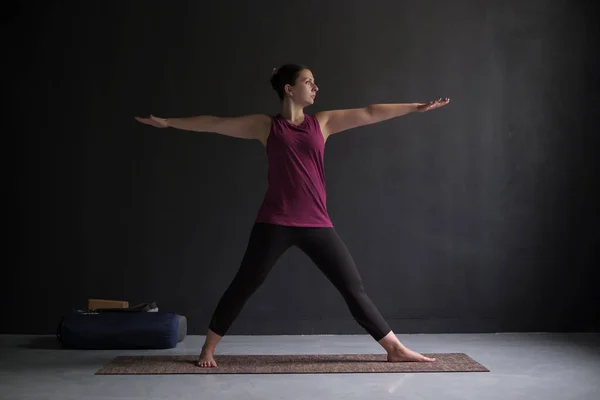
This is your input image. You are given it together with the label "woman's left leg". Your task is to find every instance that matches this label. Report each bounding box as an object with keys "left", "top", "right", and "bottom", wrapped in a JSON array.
[
  {"left": 296, "top": 227, "right": 435, "bottom": 362},
  {"left": 296, "top": 227, "right": 390, "bottom": 340}
]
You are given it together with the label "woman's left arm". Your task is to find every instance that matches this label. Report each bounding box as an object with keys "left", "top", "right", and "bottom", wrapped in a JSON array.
[{"left": 315, "top": 98, "right": 450, "bottom": 140}]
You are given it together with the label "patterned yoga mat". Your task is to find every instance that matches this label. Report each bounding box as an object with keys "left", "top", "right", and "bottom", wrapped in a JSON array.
[{"left": 96, "top": 353, "right": 489, "bottom": 374}]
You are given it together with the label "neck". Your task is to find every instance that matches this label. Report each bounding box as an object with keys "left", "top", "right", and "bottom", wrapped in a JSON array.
[{"left": 279, "top": 98, "right": 305, "bottom": 124}]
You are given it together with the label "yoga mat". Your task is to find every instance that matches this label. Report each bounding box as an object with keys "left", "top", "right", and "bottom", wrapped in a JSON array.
[{"left": 96, "top": 353, "right": 489, "bottom": 374}]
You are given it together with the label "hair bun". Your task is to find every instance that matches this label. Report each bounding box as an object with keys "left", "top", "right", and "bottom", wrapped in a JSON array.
[{"left": 271, "top": 67, "right": 278, "bottom": 76}]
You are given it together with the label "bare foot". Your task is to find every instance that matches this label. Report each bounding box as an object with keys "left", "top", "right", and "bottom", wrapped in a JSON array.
[
  {"left": 196, "top": 347, "right": 217, "bottom": 368},
  {"left": 387, "top": 346, "right": 436, "bottom": 362}
]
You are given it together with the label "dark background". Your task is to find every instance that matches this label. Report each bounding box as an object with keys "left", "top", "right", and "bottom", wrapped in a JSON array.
[{"left": 8, "top": 0, "right": 599, "bottom": 335}]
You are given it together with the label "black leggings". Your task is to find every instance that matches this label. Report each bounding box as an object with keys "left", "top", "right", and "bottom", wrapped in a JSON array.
[{"left": 208, "top": 222, "right": 391, "bottom": 341}]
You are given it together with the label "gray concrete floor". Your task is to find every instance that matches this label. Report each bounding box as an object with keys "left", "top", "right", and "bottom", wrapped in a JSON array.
[{"left": 1, "top": 333, "right": 599, "bottom": 399}]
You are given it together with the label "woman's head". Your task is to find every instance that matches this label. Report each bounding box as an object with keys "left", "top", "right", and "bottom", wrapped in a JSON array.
[{"left": 270, "top": 64, "right": 318, "bottom": 105}]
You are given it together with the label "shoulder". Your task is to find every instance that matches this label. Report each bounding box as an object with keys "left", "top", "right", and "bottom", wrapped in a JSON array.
[
  {"left": 311, "top": 112, "right": 328, "bottom": 133},
  {"left": 313, "top": 112, "right": 326, "bottom": 126},
  {"left": 306, "top": 113, "right": 327, "bottom": 139},
  {"left": 305, "top": 113, "right": 321, "bottom": 127},
  {"left": 245, "top": 114, "right": 274, "bottom": 146},
  {"left": 254, "top": 113, "right": 275, "bottom": 126}
]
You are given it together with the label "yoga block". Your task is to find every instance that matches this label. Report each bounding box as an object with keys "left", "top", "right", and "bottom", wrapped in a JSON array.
[{"left": 88, "top": 299, "right": 129, "bottom": 310}]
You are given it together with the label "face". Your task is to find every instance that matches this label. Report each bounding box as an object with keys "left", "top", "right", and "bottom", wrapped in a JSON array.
[{"left": 287, "top": 69, "right": 319, "bottom": 105}]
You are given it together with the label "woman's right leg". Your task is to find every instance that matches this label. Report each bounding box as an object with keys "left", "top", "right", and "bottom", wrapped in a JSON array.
[{"left": 198, "top": 223, "right": 292, "bottom": 367}]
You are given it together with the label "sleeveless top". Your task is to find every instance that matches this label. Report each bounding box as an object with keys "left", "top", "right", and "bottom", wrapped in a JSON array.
[{"left": 255, "top": 113, "right": 333, "bottom": 227}]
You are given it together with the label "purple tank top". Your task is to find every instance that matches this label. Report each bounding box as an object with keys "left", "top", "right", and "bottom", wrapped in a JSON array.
[{"left": 255, "top": 113, "right": 333, "bottom": 227}]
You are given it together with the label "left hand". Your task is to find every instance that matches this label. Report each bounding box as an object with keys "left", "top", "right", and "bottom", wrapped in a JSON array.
[{"left": 416, "top": 98, "right": 450, "bottom": 112}]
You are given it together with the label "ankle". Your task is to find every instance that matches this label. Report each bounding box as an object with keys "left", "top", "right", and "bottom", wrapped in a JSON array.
[
  {"left": 201, "top": 344, "right": 215, "bottom": 353},
  {"left": 382, "top": 341, "right": 404, "bottom": 352},
  {"left": 378, "top": 331, "right": 406, "bottom": 353},
  {"left": 387, "top": 343, "right": 406, "bottom": 353}
]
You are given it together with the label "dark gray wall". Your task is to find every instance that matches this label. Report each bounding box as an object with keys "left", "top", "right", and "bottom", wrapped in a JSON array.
[{"left": 9, "top": 0, "right": 599, "bottom": 334}]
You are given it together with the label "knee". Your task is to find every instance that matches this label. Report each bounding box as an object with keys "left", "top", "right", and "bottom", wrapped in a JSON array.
[
  {"left": 340, "top": 280, "right": 366, "bottom": 299},
  {"left": 227, "top": 273, "right": 268, "bottom": 296}
]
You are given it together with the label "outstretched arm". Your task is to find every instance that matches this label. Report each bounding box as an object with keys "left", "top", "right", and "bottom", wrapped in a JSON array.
[
  {"left": 315, "top": 98, "right": 450, "bottom": 140},
  {"left": 135, "top": 114, "right": 272, "bottom": 145}
]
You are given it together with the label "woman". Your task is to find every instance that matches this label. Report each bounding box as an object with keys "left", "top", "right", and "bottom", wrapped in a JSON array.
[{"left": 136, "top": 64, "right": 450, "bottom": 368}]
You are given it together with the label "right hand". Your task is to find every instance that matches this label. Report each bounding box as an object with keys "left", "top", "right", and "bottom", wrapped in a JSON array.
[{"left": 135, "top": 115, "right": 169, "bottom": 128}]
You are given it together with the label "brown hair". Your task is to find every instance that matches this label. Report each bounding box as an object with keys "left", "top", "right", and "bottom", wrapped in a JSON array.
[{"left": 270, "top": 64, "right": 309, "bottom": 101}]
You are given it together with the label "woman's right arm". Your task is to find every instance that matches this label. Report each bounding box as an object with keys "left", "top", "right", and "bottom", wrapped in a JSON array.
[{"left": 135, "top": 114, "right": 272, "bottom": 145}]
